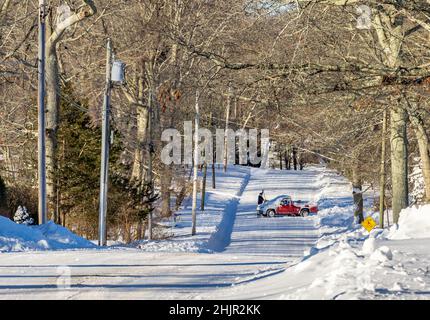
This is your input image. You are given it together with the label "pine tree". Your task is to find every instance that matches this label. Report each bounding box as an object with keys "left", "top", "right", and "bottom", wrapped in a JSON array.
[
  {"left": 57, "top": 85, "right": 146, "bottom": 239},
  {"left": 57, "top": 86, "right": 105, "bottom": 232},
  {"left": 13, "top": 206, "right": 34, "bottom": 225}
]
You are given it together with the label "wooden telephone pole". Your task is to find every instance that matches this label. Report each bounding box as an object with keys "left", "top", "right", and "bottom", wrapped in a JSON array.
[
  {"left": 379, "top": 109, "right": 388, "bottom": 228},
  {"left": 191, "top": 91, "right": 200, "bottom": 236},
  {"left": 37, "top": 0, "right": 47, "bottom": 225},
  {"left": 98, "top": 38, "right": 112, "bottom": 246}
]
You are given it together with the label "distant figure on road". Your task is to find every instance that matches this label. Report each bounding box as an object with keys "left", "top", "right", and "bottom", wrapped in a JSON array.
[{"left": 258, "top": 190, "right": 265, "bottom": 205}]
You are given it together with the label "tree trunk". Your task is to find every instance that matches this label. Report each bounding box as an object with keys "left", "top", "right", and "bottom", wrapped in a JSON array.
[
  {"left": 136, "top": 221, "right": 143, "bottom": 241},
  {"left": 141, "top": 220, "right": 147, "bottom": 240},
  {"left": 279, "top": 145, "right": 283, "bottom": 170},
  {"left": 233, "top": 97, "right": 238, "bottom": 120},
  {"left": 201, "top": 162, "right": 207, "bottom": 211},
  {"left": 42, "top": 2, "right": 97, "bottom": 223},
  {"left": 408, "top": 110, "right": 430, "bottom": 203},
  {"left": 131, "top": 77, "right": 149, "bottom": 183},
  {"left": 292, "top": 146, "right": 298, "bottom": 170},
  {"left": 45, "top": 50, "right": 59, "bottom": 223},
  {"left": 285, "top": 146, "right": 290, "bottom": 170},
  {"left": 212, "top": 162, "right": 216, "bottom": 189},
  {"left": 352, "top": 165, "right": 364, "bottom": 223},
  {"left": 160, "top": 168, "right": 172, "bottom": 218},
  {"left": 379, "top": 109, "right": 388, "bottom": 228},
  {"left": 223, "top": 85, "right": 232, "bottom": 172},
  {"left": 146, "top": 98, "right": 154, "bottom": 240},
  {"left": 123, "top": 218, "right": 131, "bottom": 244},
  {"left": 61, "top": 211, "right": 66, "bottom": 227},
  {"left": 209, "top": 112, "right": 216, "bottom": 189},
  {"left": 390, "top": 106, "right": 409, "bottom": 223},
  {"left": 175, "top": 179, "right": 187, "bottom": 211},
  {"left": 374, "top": 10, "right": 408, "bottom": 223}
]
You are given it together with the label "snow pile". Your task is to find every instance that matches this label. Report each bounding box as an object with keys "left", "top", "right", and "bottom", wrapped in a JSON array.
[
  {"left": 312, "top": 168, "right": 360, "bottom": 249},
  {"left": 207, "top": 228, "right": 415, "bottom": 299},
  {"left": 273, "top": 196, "right": 430, "bottom": 299},
  {"left": 314, "top": 169, "right": 349, "bottom": 202},
  {"left": 280, "top": 236, "right": 397, "bottom": 299},
  {"left": 319, "top": 205, "right": 355, "bottom": 229},
  {"left": 0, "top": 216, "right": 96, "bottom": 252},
  {"left": 215, "top": 225, "right": 428, "bottom": 300},
  {"left": 133, "top": 165, "right": 251, "bottom": 253},
  {"left": 385, "top": 204, "right": 430, "bottom": 240}
]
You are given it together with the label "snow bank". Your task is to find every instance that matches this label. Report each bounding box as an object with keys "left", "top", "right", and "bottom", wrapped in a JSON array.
[
  {"left": 239, "top": 183, "right": 430, "bottom": 299},
  {"left": 0, "top": 216, "right": 96, "bottom": 252},
  {"left": 313, "top": 169, "right": 350, "bottom": 203},
  {"left": 276, "top": 193, "right": 430, "bottom": 299},
  {"left": 276, "top": 236, "right": 397, "bottom": 299},
  {"left": 129, "top": 165, "right": 251, "bottom": 253},
  {"left": 386, "top": 204, "right": 430, "bottom": 240}
]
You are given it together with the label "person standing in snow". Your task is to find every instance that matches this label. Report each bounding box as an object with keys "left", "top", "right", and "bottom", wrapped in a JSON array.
[{"left": 258, "top": 190, "right": 265, "bottom": 205}]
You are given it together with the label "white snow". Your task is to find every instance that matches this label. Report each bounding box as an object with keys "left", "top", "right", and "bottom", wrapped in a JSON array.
[
  {"left": 0, "top": 217, "right": 96, "bottom": 252},
  {"left": 128, "top": 165, "right": 251, "bottom": 253},
  {"left": 0, "top": 164, "right": 429, "bottom": 300},
  {"left": 383, "top": 204, "right": 430, "bottom": 240}
]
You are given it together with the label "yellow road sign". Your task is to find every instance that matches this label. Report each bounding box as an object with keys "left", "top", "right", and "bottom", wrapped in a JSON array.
[{"left": 361, "top": 216, "right": 377, "bottom": 232}]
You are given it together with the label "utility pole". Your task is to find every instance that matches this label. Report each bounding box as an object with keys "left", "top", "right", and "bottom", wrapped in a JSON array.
[
  {"left": 210, "top": 112, "right": 216, "bottom": 189},
  {"left": 223, "top": 83, "right": 232, "bottom": 172},
  {"left": 37, "top": 0, "right": 47, "bottom": 225},
  {"left": 98, "top": 38, "right": 112, "bottom": 246},
  {"left": 191, "top": 90, "right": 200, "bottom": 236},
  {"left": 379, "top": 109, "right": 388, "bottom": 228},
  {"left": 147, "top": 91, "right": 153, "bottom": 240}
]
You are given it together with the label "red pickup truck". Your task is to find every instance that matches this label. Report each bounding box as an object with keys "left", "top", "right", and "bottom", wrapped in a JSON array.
[{"left": 257, "top": 195, "right": 318, "bottom": 217}]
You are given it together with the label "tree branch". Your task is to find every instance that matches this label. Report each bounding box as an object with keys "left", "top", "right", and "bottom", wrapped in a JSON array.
[{"left": 46, "top": 0, "right": 97, "bottom": 53}]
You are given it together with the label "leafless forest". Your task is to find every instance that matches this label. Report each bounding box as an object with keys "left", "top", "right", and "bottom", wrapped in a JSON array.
[{"left": 1, "top": 0, "right": 429, "bottom": 241}]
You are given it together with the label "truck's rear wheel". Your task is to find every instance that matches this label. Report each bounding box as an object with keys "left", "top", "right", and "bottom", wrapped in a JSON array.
[
  {"left": 266, "top": 209, "right": 276, "bottom": 218},
  {"left": 300, "top": 209, "right": 309, "bottom": 217}
]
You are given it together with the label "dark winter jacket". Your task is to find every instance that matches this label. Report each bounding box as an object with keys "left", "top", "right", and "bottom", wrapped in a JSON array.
[{"left": 258, "top": 194, "right": 265, "bottom": 205}]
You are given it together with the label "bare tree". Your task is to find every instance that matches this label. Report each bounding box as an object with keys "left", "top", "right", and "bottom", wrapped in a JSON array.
[{"left": 45, "top": 0, "right": 97, "bottom": 222}]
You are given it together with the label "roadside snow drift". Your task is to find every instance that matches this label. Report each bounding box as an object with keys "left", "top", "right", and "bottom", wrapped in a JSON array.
[
  {"left": 132, "top": 165, "right": 251, "bottom": 253},
  {"left": 385, "top": 204, "right": 430, "bottom": 240},
  {"left": 0, "top": 216, "right": 96, "bottom": 252}
]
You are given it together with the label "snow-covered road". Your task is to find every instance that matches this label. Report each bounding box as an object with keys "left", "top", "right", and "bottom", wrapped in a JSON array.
[
  {"left": 0, "top": 166, "right": 326, "bottom": 299},
  {"left": 224, "top": 168, "right": 319, "bottom": 257},
  {"left": 0, "top": 251, "right": 289, "bottom": 299},
  {"left": 2, "top": 165, "right": 429, "bottom": 300}
]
